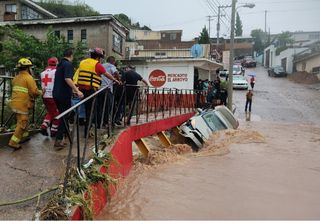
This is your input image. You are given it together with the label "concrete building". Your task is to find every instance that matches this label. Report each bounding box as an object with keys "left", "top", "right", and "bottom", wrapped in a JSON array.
[
  {"left": 264, "top": 45, "right": 307, "bottom": 73},
  {"left": 0, "top": 15, "right": 129, "bottom": 58},
  {"left": 210, "top": 37, "right": 253, "bottom": 62},
  {"left": 130, "top": 58, "right": 222, "bottom": 89},
  {"left": 126, "top": 29, "right": 201, "bottom": 60},
  {"left": 263, "top": 31, "right": 320, "bottom": 73},
  {"left": 294, "top": 42, "right": 320, "bottom": 78},
  {"left": 129, "top": 29, "right": 183, "bottom": 42},
  {"left": 0, "top": 0, "right": 56, "bottom": 21}
]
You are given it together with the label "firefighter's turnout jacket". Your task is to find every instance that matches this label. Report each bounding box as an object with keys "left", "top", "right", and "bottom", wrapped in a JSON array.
[{"left": 10, "top": 70, "right": 41, "bottom": 114}]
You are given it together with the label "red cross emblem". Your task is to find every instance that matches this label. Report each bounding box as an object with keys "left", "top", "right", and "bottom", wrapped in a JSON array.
[{"left": 42, "top": 74, "right": 52, "bottom": 87}]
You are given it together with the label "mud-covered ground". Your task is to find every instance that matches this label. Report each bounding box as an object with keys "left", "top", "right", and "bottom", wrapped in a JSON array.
[{"left": 98, "top": 66, "right": 320, "bottom": 219}]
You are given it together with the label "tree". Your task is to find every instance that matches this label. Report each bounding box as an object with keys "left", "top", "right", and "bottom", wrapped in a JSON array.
[
  {"left": 235, "top": 12, "right": 243, "bottom": 36},
  {"left": 0, "top": 26, "right": 87, "bottom": 76},
  {"left": 198, "top": 26, "right": 209, "bottom": 44},
  {"left": 38, "top": 0, "right": 99, "bottom": 17},
  {"left": 114, "top": 14, "right": 151, "bottom": 30},
  {"left": 114, "top": 13, "right": 132, "bottom": 28},
  {"left": 251, "top": 29, "right": 268, "bottom": 54},
  {"left": 275, "top": 31, "right": 294, "bottom": 55},
  {"left": 277, "top": 31, "right": 294, "bottom": 47}
]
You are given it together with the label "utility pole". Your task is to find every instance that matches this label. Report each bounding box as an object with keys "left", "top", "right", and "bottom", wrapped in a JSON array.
[
  {"left": 227, "top": 0, "right": 237, "bottom": 111},
  {"left": 216, "top": 7, "right": 221, "bottom": 49},
  {"left": 207, "top": 16, "right": 215, "bottom": 38},
  {"left": 264, "top": 10, "right": 267, "bottom": 33}
]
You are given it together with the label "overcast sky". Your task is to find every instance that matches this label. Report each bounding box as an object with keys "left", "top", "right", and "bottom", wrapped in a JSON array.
[{"left": 83, "top": 0, "right": 320, "bottom": 40}]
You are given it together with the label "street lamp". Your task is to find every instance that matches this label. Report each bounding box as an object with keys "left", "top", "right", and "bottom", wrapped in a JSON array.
[{"left": 227, "top": 1, "right": 255, "bottom": 111}]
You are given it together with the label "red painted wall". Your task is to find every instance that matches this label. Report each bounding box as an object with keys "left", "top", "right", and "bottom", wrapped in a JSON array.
[{"left": 72, "top": 112, "right": 195, "bottom": 219}]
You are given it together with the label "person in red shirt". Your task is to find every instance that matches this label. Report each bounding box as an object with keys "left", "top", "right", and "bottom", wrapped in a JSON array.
[
  {"left": 75, "top": 48, "right": 120, "bottom": 136},
  {"left": 250, "top": 76, "right": 255, "bottom": 90}
]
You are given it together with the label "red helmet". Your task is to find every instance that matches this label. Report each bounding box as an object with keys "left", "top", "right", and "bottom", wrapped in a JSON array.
[
  {"left": 47, "top": 57, "right": 58, "bottom": 66},
  {"left": 90, "top": 48, "right": 105, "bottom": 58}
]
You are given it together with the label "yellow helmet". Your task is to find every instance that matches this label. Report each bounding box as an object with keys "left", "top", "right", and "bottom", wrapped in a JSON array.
[{"left": 16, "top": 58, "right": 33, "bottom": 68}]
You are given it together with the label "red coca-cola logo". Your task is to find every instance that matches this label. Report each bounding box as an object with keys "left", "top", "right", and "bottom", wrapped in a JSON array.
[{"left": 149, "top": 69, "right": 166, "bottom": 88}]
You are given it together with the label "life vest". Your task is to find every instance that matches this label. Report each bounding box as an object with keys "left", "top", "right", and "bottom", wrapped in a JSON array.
[{"left": 77, "top": 58, "right": 101, "bottom": 89}]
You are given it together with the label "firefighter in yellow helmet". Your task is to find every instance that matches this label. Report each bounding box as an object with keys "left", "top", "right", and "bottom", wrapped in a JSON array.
[{"left": 8, "top": 58, "right": 41, "bottom": 149}]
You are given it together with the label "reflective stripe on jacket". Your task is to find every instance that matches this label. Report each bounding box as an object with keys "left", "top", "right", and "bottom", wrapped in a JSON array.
[
  {"left": 10, "top": 71, "right": 41, "bottom": 114},
  {"left": 77, "top": 58, "right": 101, "bottom": 89}
]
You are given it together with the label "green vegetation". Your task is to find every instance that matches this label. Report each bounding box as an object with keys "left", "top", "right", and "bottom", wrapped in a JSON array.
[
  {"left": 39, "top": 151, "right": 117, "bottom": 220},
  {"left": 114, "top": 13, "right": 151, "bottom": 30},
  {"left": 251, "top": 29, "right": 268, "bottom": 54},
  {"left": 235, "top": 12, "right": 243, "bottom": 37},
  {"left": 0, "top": 26, "right": 87, "bottom": 77},
  {"left": 198, "top": 26, "right": 210, "bottom": 44},
  {"left": 275, "top": 31, "right": 294, "bottom": 55},
  {"left": 37, "top": 0, "right": 99, "bottom": 17}
]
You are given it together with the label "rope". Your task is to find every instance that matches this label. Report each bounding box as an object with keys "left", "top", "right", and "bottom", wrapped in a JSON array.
[{"left": 0, "top": 186, "right": 59, "bottom": 207}]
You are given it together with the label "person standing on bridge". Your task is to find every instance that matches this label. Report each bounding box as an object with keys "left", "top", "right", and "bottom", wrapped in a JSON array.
[
  {"left": 53, "top": 48, "right": 83, "bottom": 150},
  {"left": 40, "top": 57, "right": 60, "bottom": 137},
  {"left": 123, "top": 65, "right": 148, "bottom": 125},
  {"left": 100, "top": 56, "right": 120, "bottom": 126},
  {"left": 75, "top": 48, "right": 120, "bottom": 136},
  {"left": 8, "top": 58, "right": 41, "bottom": 149}
]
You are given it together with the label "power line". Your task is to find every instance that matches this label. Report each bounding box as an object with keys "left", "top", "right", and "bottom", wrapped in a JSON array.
[
  {"left": 246, "top": 0, "right": 319, "bottom": 4},
  {"left": 211, "top": 0, "right": 231, "bottom": 24},
  {"left": 242, "top": 8, "right": 319, "bottom": 15},
  {"left": 206, "top": 0, "right": 230, "bottom": 29},
  {"left": 151, "top": 17, "right": 206, "bottom": 29}
]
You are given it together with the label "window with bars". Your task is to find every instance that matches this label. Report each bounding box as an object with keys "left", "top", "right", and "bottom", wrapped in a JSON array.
[
  {"left": 67, "top": 30, "right": 73, "bottom": 43},
  {"left": 5, "top": 4, "right": 17, "bottom": 13},
  {"left": 81, "top": 29, "right": 87, "bottom": 43},
  {"left": 21, "top": 5, "right": 42, "bottom": 19}
]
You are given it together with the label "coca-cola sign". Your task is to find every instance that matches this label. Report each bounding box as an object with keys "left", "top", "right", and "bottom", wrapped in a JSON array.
[{"left": 149, "top": 69, "right": 166, "bottom": 88}]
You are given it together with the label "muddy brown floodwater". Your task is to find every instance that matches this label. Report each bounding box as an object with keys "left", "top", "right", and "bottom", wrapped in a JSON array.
[{"left": 98, "top": 66, "right": 320, "bottom": 220}]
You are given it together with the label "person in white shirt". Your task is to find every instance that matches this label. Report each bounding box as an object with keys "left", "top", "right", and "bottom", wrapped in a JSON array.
[
  {"left": 100, "top": 56, "right": 120, "bottom": 126},
  {"left": 40, "top": 57, "right": 60, "bottom": 136}
]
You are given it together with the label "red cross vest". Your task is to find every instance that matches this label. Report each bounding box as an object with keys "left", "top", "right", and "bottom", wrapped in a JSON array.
[{"left": 41, "top": 67, "right": 56, "bottom": 98}]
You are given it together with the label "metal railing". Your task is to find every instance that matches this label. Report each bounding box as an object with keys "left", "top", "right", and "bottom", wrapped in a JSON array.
[
  {"left": 0, "top": 75, "right": 45, "bottom": 132},
  {"left": 54, "top": 84, "right": 209, "bottom": 195}
]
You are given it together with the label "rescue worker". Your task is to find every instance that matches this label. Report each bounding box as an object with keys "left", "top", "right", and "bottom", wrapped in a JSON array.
[
  {"left": 40, "top": 57, "right": 59, "bottom": 137},
  {"left": 75, "top": 48, "right": 120, "bottom": 136},
  {"left": 8, "top": 58, "right": 41, "bottom": 149}
]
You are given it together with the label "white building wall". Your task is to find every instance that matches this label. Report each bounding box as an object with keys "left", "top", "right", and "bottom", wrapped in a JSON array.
[
  {"left": 276, "top": 48, "right": 307, "bottom": 73},
  {"left": 135, "top": 62, "right": 197, "bottom": 90}
]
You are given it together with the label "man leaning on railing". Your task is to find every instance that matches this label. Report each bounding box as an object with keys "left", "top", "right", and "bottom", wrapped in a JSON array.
[{"left": 52, "top": 48, "right": 83, "bottom": 150}]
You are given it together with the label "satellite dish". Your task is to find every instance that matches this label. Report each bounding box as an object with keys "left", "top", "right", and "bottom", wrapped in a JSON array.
[{"left": 191, "top": 44, "right": 203, "bottom": 58}]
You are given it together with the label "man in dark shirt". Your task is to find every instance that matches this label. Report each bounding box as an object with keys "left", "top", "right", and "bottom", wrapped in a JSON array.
[
  {"left": 122, "top": 65, "right": 148, "bottom": 125},
  {"left": 53, "top": 48, "right": 83, "bottom": 149}
]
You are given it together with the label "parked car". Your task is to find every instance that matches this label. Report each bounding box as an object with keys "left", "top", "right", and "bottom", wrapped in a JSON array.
[
  {"left": 234, "top": 55, "right": 245, "bottom": 64},
  {"left": 242, "top": 56, "right": 257, "bottom": 68},
  {"left": 268, "top": 66, "right": 287, "bottom": 77},
  {"left": 232, "top": 75, "right": 249, "bottom": 89},
  {"left": 179, "top": 106, "right": 239, "bottom": 151},
  {"left": 233, "top": 64, "right": 245, "bottom": 75}
]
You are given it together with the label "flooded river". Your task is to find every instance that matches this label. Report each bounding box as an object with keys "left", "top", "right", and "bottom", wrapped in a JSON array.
[{"left": 98, "top": 66, "right": 320, "bottom": 219}]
